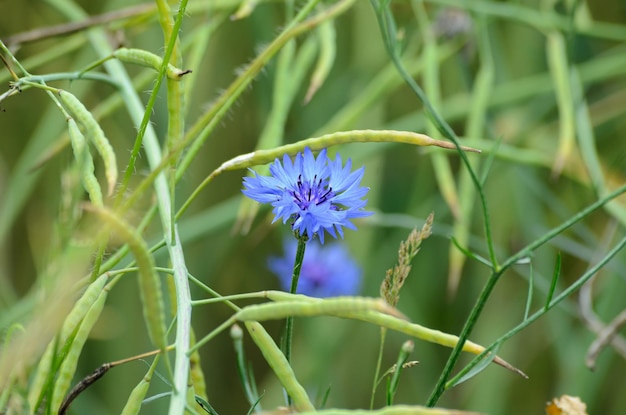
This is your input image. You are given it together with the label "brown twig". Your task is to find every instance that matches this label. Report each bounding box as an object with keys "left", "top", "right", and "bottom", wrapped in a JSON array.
[
  {"left": 58, "top": 345, "right": 174, "bottom": 415},
  {"left": 1, "top": 3, "right": 155, "bottom": 47},
  {"left": 586, "top": 309, "right": 626, "bottom": 370}
]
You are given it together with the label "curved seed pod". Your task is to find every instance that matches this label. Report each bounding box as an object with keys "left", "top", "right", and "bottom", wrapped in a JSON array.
[
  {"left": 51, "top": 286, "right": 109, "bottom": 413},
  {"left": 83, "top": 205, "right": 167, "bottom": 353},
  {"left": 304, "top": 19, "right": 336, "bottom": 103},
  {"left": 235, "top": 297, "right": 405, "bottom": 322},
  {"left": 113, "top": 47, "right": 191, "bottom": 80},
  {"left": 68, "top": 118, "right": 103, "bottom": 206},
  {"left": 244, "top": 321, "right": 314, "bottom": 412},
  {"left": 58, "top": 90, "right": 117, "bottom": 196}
]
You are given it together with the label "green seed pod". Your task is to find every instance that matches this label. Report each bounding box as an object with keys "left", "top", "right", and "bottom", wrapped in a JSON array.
[
  {"left": 235, "top": 297, "right": 403, "bottom": 322},
  {"left": 120, "top": 378, "right": 151, "bottom": 415},
  {"left": 188, "top": 329, "right": 208, "bottom": 406},
  {"left": 84, "top": 205, "right": 167, "bottom": 353},
  {"left": 244, "top": 321, "right": 314, "bottom": 412},
  {"left": 27, "top": 341, "right": 55, "bottom": 413},
  {"left": 113, "top": 47, "right": 191, "bottom": 80},
  {"left": 58, "top": 90, "right": 118, "bottom": 196},
  {"left": 121, "top": 354, "right": 159, "bottom": 415},
  {"left": 304, "top": 19, "right": 336, "bottom": 103},
  {"left": 59, "top": 274, "right": 108, "bottom": 346},
  {"left": 51, "top": 286, "right": 109, "bottom": 413},
  {"left": 68, "top": 118, "right": 103, "bottom": 206}
]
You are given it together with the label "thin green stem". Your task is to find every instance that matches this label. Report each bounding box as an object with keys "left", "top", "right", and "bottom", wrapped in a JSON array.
[
  {"left": 446, "top": 233, "right": 626, "bottom": 390},
  {"left": 369, "top": 327, "right": 387, "bottom": 409},
  {"left": 282, "top": 237, "right": 307, "bottom": 405},
  {"left": 426, "top": 182, "right": 626, "bottom": 405}
]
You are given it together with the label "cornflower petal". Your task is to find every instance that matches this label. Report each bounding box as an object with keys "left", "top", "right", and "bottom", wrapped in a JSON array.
[
  {"left": 269, "top": 240, "right": 362, "bottom": 298},
  {"left": 242, "top": 147, "right": 371, "bottom": 242}
]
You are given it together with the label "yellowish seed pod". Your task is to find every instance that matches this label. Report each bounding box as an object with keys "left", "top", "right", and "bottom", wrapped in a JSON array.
[
  {"left": 58, "top": 90, "right": 118, "bottom": 196},
  {"left": 113, "top": 47, "right": 192, "bottom": 80},
  {"left": 235, "top": 296, "right": 402, "bottom": 322}
]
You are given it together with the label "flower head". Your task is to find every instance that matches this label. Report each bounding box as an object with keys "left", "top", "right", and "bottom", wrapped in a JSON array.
[
  {"left": 242, "top": 147, "right": 371, "bottom": 243},
  {"left": 269, "top": 240, "right": 361, "bottom": 298}
]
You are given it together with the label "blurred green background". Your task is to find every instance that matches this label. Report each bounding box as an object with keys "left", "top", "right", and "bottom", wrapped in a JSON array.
[{"left": 1, "top": 0, "right": 626, "bottom": 414}]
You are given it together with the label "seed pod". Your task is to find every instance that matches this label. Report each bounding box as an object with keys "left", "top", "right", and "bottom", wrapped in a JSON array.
[
  {"left": 83, "top": 205, "right": 167, "bottom": 353},
  {"left": 213, "top": 130, "right": 480, "bottom": 175},
  {"left": 113, "top": 47, "right": 191, "bottom": 80},
  {"left": 27, "top": 341, "right": 55, "bottom": 413},
  {"left": 235, "top": 296, "right": 404, "bottom": 322},
  {"left": 189, "top": 329, "right": 208, "bottom": 405},
  {"left": 120, "top": 378, "right": 151, "bottom": 415},
  {"left": 244, "top": 321, "right": 314, "bottom": 412},
  {"left": 51, "top": 286, "right": 109, "bottom": 413},
  {"left": 59, "top": 274, "right": 108, "bottom": 346},
  {"left": 120, "top": 354, "right": 159, "bottom": 415},
  {"left": 28, "top": 274, "right": 108, "bottom": 412},
  {"left": 68, "top": 118, "right": 103, "bottom": 206},
  {"left": 58, "top": 90, "right": 117, "bottom": 196},
  {"left": 304, "top": 20, "right": 336, "bottom": 103}
]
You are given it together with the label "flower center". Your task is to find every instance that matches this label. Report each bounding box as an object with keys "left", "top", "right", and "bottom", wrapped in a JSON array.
[{"left": 291, "top": 174, "right": 334, "bottom": 210}]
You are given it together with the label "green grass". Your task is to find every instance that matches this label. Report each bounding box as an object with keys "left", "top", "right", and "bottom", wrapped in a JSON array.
[{"left": 1, "top": 0, "right": 626, "bottom": 414}]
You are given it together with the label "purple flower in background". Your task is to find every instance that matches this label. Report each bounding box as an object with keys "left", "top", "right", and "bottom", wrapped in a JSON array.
[
  {"left": 242, "top": 147, "right": 371, "bottom": 243},
  {"left": 269, "top": 240, "right": 362, "bottom": 298}
]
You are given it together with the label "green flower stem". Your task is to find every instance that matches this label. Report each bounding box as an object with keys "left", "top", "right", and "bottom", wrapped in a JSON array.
[
  {"left": 283, "top": 237, "right": 307, "bottom": 404},
  {"left": 370, "top": 327, "right": 387, "bottom": 409}
]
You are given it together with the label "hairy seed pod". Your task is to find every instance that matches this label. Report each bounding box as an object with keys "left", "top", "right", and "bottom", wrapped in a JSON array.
[
  {"left": 68, "top": 118, "right": 103, "bottom": 206},
  {"left": 51, "top": 286, "right": 109, "bottom": 413},
  {"left": 58, "top": 90, "right": 117, "bottom": 196},
  {"left": 113, "top": 47, "right": 191, "bottom": 80},
  {"left": 84, "top": 205, "right": 167, "bottom": 353}
]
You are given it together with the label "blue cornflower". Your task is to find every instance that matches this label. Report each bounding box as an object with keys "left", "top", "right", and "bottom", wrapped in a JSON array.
[
  {"left": 242, "top": 147, "right": 371, "bottom": 243},
  {"left": 269, "top": 240, "right": 362, "bottom": 298}
]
